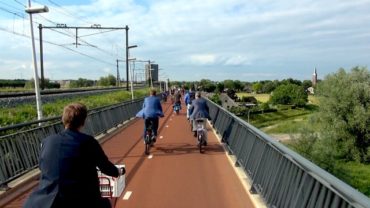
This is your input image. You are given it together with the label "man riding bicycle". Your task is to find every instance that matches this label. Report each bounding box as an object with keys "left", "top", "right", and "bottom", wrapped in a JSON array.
[
  {"left": 189, "top": 92, "right": 210, "bottom": 144},
  {"left": 184, "top": 89, "right": 195, "bottom": 120},
  {"left": 136, "top": 88, "right": 164, "bottom": 143}
]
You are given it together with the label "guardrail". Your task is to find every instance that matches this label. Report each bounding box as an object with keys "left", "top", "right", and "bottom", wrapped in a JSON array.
[
  {"left": 0, "top": 99, "right": 144, "bottom": 190},
  {"left": 206, "top": 98, "right": 370, "bottom": 208}
]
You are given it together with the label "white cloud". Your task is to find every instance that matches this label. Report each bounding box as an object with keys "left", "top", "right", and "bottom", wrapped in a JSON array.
[
  {"left": 189, "top": 54, "right": 217, "bottom": 65},
  {"left": 0, "top": 0, "right": 369, "bottom": 81}
]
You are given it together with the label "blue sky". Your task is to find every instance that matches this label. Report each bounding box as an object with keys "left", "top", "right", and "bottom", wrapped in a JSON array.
[{"left": 0, "top": 0, "right": 370, "bottom": 82}]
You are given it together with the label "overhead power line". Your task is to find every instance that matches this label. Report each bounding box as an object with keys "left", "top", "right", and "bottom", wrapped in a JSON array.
[
  {"left": 0, "top": 1, "right": 24, "bottom": 12},
  {"left": 0, "top": 26, "right": 116, "bottom": 67},
  {"left": 0, "top": 6, "right": 25, "bottom": 18},
  {"left": 13, "top": 0, "right": 26, "bottom": 7},
  {"left": 46, "top": 0, "right": 92, "bottom": 25}
]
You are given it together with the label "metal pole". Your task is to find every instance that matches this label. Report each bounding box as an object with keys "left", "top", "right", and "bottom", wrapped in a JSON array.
[
  {"left": 149, "top": 60, "right": 153, "bottom": 88},
  {"left": 28, "top": 0, "right": 43, "bottom": 120},
  {"left": 125, "top": 25, "right": 129, "bottom": 91},
  {"left": 116, "top": 59, "right": 119, "bottom": 86},
  {"left": 75, "top": 28, "right": 78, "bottom": 48},
  {"left": 130, "top": 61, "right": 134, "bottom": 100},
  {"left": 39, "top": 24, "right": 44, "bottom": 90}
]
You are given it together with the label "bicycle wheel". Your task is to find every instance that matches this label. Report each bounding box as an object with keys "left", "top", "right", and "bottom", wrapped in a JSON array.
[
  {"left": 145, "top": 135, "right": 150, "bottom": 155},
  {"left": 198, "top": 133, "right": 203, "bottom": 153}
]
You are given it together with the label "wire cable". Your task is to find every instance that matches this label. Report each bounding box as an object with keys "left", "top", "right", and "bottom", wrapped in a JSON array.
[
  {"left": 47, "top": 0, "right": 92, "bottom": 25},
  {"left": 13, "top": 0, "right": 26, "bottom": 7},
  {"left": 0, "top": 26, "right": 116, "bottom": 66}
]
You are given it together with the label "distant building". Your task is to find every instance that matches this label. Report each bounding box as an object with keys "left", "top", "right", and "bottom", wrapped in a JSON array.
[
  {"left": 145, "top": 64, "right": 159, "bottom": 82},
  {"left": 312, "top": 67, "right": 318, "bottom": 86}
]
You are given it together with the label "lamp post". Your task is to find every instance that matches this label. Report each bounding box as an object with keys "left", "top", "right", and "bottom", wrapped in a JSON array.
[{"left": 25, "top": 1, "right": 49, "bottom": 121}]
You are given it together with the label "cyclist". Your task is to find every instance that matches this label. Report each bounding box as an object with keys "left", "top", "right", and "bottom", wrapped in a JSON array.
[
  {"left": 184, "top": 89, "right": 195, "bottom": 120},
  {"left": 173, "top": 89, "right": 182, "bottom": 111},
  {"left": 189, "top": 92, "right": 210, "bottom": 144},
  {"left": 136, "top": 88, "right": 164, "bottom": 143},
  {"left": 24, "top": 103, "right": 125, "bottom": 208}
]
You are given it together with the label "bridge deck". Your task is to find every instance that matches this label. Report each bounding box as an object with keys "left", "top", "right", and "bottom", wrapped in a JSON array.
[{"left": 3, "top": 101, "right": 255, "bottom": 208}]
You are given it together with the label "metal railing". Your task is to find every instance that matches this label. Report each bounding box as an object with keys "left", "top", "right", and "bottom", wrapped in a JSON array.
[
  {"left": 206, "top": 99, "right": 370, "bottom": 208},
  {"left": 0, "top": 99, "right": 143, "bottom": 189}
]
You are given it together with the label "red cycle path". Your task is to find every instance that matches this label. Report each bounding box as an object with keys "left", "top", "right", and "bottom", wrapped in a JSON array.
[
  {"left": 104, "top": 101, "right": 254, "bottom": 208},
  {"left": 2, "top": 101, "right": 255, "bottom": 208}
]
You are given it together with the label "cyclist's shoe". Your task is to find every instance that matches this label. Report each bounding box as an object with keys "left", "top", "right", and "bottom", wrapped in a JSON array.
[
  {"left": 152, "top": 136, "right": 157, "bottom": 143},
  {"left": 204, "top": 141, "right": 207, "bottom": 146}
]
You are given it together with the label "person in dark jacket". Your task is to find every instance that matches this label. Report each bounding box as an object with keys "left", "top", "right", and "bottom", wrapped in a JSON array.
[
  {"left": 189, "top": 92, "right": 211, "bottom": 140},
  {"left": 136, "top": 88, "right": 164, "bottom": 142},
  {"left": 24, "top": 103, "right": 124, "bottom": 208}
]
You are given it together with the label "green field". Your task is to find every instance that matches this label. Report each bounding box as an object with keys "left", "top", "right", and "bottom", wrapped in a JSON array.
[
  {"left": 237, "top": 93, "right": 318, "bottom": 105},
  {"left": 236, "top": 93, "right": 270, "bottom": 103},
  {"left": 0, "top": 89, "right": 148, "bottom": 127},
  {"left": 247, "top": 105, "right": 319, "bottom": 134}
]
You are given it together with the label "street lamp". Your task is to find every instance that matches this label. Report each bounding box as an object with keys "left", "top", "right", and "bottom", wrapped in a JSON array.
[{"left": 25, "top": 1, "right": 49, "bottom": 121}]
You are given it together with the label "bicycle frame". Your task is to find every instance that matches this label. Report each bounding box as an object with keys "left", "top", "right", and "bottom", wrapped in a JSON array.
[
  {"left": 144, "top": 119, "right": 155, "bottom": 155},
  {"left": 195, "top": 119, "right": 206, "bottom": 152}
]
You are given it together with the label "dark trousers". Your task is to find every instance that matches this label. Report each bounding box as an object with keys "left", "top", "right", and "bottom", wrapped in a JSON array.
[{"left": 144, "top": 117, "right": 159, "bottom": 138}]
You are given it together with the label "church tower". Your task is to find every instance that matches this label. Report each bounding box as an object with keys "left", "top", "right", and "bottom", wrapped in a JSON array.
[{"left": 312, "top": 67, "right": 317, "bottom": 86}]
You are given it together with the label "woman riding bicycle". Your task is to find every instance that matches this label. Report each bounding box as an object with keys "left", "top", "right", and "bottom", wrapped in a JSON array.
[{"left": 136, "top": 88, "right": 164, "bottom": 142}]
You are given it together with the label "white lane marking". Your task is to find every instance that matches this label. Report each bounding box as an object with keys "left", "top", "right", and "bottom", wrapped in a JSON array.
[
  {"left": 160, "top": 136, "right": 163, "bottom": 139},
  {"left": 148, "top": 154, "right": 153, "bottom": 159},
  {"left": 122, "top": 191, "right": 132, "bottom": 200},
  {"left": 166, "top": 125, "right": 169, "bottom": 128}
]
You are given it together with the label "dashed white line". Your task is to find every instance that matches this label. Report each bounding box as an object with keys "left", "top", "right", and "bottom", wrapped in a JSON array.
[
  {"left": 148, "top": 154, "right": 153, "bottom": 159},
  {"left": 122, "top": 191, "right": 132, "bottom": 200},
  {"left": 166, "top": 125, "right": 169, "bottom": 128},
  {"left": 160, "top": 136, "right": 163, "bottom": 139}
]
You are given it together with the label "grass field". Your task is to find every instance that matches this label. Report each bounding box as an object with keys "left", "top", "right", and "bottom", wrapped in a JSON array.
[
  {"left": 0, "top": 89, "right": 148, "bottom": 127},
  {"left": 334, "top": 161, "right": 370, "bottom": 197},
  {"left": 236, "top": 93, "right": 270, "bottom": 103},
  {"left": 245, "top": 105, "right": 319, "bottom": 134},
  {"left": 237, "top": 92, "right": 318, "bottom": 105}
]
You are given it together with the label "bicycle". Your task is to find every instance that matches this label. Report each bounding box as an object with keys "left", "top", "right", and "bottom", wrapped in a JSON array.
[
  {"left": 144, "top": 119, "right": 156, "bottom": 155},
  {"left": 173, "top": 102, "right": 181, "bottom": 115},
  {"left": 195, "top": 118, "right": 207, "bottom": 153}
]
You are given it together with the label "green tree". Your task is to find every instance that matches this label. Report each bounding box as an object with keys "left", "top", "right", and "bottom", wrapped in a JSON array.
[
  {"left": 199, "top": 79, "right": 216, "bottom": 92},
  {"left": 215, "top": 82, "right": 224, "bottom": 93},
  {"left": 233, "top": 80, "right": 243, "bottom": 91},
  {"left": 316, "top": 67, "right": 370, "bottom": 163},
  {"left": 98, "top": 74, "right": 116, "bottom": 86},
  {"left": 280, "top": 78, "right": 302, "bottom": 86},
  {"left": 270, "top": 83, "right": 307, "bottom": 106},
  {"left": 261, "top": 80, "right": 279, "bottom": 93},
  {"left": 223, "top": 80, "right": 234, "bottom": 90},
  {"left": 252, "top": 82, "right": 262, "bottom": 93},
  {"left": 70, "top": 78, "right": 95, "bottom": 88},
  {"left": 302, "top": 80, "right": 313, "bottom": 90}
]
